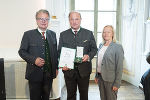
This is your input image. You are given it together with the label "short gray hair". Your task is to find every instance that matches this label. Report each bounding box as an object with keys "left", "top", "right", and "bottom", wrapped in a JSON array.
[
  {"left": 68, "top": 11, "right": 82, "bottom": 19},
  {"left": 35, "top": 9, "right": 50, "bottom": 19}
]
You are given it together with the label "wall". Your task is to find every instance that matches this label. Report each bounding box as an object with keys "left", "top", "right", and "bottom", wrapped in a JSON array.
[
  {"left": 0, "top": 0, "right": 71, "bottom": 60},
  {"left": 4, "top": 61, "right": 61, "bottom": 99},
  {"left": 0, "top": 0, "right": 45, "bottom": 60},
  {"left": 45, "top": 0, "right": 70, "bottom": 35}
]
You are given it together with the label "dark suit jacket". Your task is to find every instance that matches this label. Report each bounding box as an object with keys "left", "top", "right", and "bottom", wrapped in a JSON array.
[
  {"left": 58, "top": 28, "right": 97, "bottom": 78},
  {"left": 18, "top": 29, "right": 58, "bottom": 82},
  {"left": 146, "top": 52, "right": 150, "bottom": 64},
  {"left": 141, "top": 69, "right": 150, "bottom": 100}
]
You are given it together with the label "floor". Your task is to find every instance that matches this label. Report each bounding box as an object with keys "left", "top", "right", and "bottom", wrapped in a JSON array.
[
  {"left": 117, "top": 81, "right": 144, "bottom": 100},
  {"left": 87, "top": 80, "right": 144, "bottom": 100},
  {"left": 7, "top": 80, "right": 145, "bottom": 100}
]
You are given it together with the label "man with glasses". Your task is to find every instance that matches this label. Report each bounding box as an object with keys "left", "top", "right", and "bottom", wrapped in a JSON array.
[{"left": 18, "top": 9, "right": 58, "bottom": 100}]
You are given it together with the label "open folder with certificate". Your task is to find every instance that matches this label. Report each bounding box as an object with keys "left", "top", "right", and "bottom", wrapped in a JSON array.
[{"left": 59, "top": 47, "right": 76, "bottom": 69}]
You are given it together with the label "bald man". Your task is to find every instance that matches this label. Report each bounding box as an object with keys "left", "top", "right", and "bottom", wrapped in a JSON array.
[{"left": 58, "top": 11, "right": 97, "bottom": 100}]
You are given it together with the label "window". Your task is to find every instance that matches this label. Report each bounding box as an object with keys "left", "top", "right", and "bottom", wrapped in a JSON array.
[
  {"left": 149, "top": 0, "right": 150, "bottom": 18},
  {"left": 72, "top": 0, "right": 119, "bottom": 46}
]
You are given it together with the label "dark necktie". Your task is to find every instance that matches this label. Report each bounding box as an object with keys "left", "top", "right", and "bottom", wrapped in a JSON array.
[
  {"left": 42, "top": 32, "right": 45, "bottom": 40},
  {"left": 74, "top": 31, "right": 77, "bottom": 35}
]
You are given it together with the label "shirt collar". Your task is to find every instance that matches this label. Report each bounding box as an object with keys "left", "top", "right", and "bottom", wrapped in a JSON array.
[
  {"left": 38, "top": 28, "right": 47, "bottom": 38},
  {"left": 37, "top": 28, "right": 47, "bottom": 34},
  {"left": 71, "top": 27, "right": 80, "bottom": 34}
]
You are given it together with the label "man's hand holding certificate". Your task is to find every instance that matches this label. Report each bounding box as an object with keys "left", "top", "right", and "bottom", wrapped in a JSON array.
[{"left": 59, "top": 46, "right": 88, "bottom": 70}]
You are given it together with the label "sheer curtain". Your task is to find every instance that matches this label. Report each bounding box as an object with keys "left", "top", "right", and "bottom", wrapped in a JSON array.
[
  {"left": 121, "top": 0, "right": 138, "bottom": 73},
  {"left": 121, "top": 0, "right": 146, "bottom": 86}
]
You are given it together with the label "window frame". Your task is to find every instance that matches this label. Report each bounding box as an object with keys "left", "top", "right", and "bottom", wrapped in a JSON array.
[{"left": 71, "top": 0, "right": 121, "bottom": 44}]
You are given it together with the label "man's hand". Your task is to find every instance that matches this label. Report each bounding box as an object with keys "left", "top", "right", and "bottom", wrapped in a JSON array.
[
  {"left": 35, "top": 57, "right": 45, "bottom": 67},
  {"left": 95, "top": 78, "right": 98, "bottom": 84},
  {"left": 56, "top": 69, "right": 58, "bottom": 77},
  {"left": 62, "top": 66, "right": 71, "bottom": 71},
  {"left": 82, "top": 54, "right": 89, "bottom": 62}
]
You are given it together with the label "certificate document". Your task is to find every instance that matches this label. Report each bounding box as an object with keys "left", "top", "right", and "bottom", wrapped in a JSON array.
[
  {"left": 59, "top": 47, "right": 76, "bottom": 69},
  {"left": 76, "top": 46, "right": 83, "bottom": 57}
]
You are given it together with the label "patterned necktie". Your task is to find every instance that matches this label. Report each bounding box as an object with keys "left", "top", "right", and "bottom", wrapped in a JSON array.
[
  {"left": 42, "top": 32, "right": 45, "bottom": 40},
  {"left": 74, "top": 31, "right": 77, "bottom": 35}
]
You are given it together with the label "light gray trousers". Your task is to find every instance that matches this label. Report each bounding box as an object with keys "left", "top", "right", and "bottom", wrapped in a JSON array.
[{"left": 97, "top": 74, "right": 118, "bottom": 100}]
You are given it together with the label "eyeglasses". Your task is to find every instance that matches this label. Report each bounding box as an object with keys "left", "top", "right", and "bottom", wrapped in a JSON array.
[{"left": 36, "top": 18, "right": 50, "bottom": 22}]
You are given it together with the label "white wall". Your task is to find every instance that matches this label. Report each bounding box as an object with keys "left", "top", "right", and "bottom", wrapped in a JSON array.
[
  {"left": 0, "top": 0, "right": 46, "bottom": 60},
  {"left": 0, "top": 0, "right": 71, "bottom": 60},
  {"left": 4, "top": 61, "right": 61, "bottom": 99},
  {"left": 46, "top": 0, "right": 70, "bottom": 33}
]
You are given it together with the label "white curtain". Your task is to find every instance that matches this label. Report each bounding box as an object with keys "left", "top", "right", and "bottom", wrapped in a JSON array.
[
  {"left": 121, "top": 0, "right": 146, "bottom": 86},
  {"left": 121, "top": 0, "right": 138, "bottom": 72}
]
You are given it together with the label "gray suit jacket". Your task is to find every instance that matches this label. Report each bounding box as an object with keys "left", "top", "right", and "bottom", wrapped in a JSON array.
[
  {"left": 95, "top": 42, "right": 124, "bottom": 88},
  {"left": 58, "top": 28, "right": 97, "bottom": 78},
  {"left": 18, "top": 29, "right": 58, "bottom": 82}
]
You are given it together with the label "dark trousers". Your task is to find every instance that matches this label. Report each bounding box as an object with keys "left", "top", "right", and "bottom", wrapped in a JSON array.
[
  {"left": 64, "top": 69, "right": 90, "bottom": 100},
  {"left": 28, "top": 72, "right": 53, "bottom": 100},
  {"left": 0, "top": 58, "right": 6, "bottom": 100},
  {"left": 143, "top": 85, "right": 150, "bottom": 100}
]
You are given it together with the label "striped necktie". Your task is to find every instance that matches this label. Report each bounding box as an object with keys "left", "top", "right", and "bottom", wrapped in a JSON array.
[{"left": 42, "top": 32, "right": 45, "bottom": 40}]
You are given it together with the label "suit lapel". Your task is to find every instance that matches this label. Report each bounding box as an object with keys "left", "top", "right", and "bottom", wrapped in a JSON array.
[
  {"left": 46, "top": 30, "right": 53, "bottom": 44},
  {"left": 103, "top": 42, "right": 113, "bottom": 56},
  {"left": 35, "top": 29, "right": 44, "bottom": 45}
]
